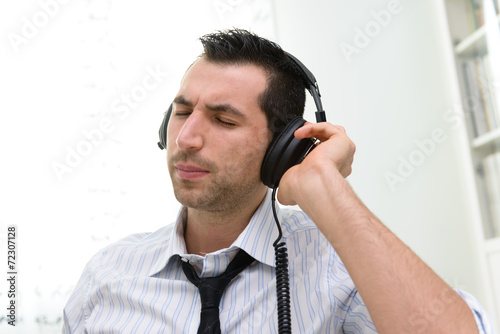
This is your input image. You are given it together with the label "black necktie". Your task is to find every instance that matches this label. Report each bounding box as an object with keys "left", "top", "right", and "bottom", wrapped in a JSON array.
[{"left": 181, "top": 250, "right": 255, "bottom": 334}]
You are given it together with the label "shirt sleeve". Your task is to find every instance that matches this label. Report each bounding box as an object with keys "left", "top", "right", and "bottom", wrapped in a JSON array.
[
  {"left": 343, "top": 288, "right": 496, "bottom": 333},
  {"left": 343, "top": 290, "right": 378, "bottom": 333},
  {"left": 456, "top": 289, "right": 496, "bottom": 334},
  {"left": 62, "top": 261, "right": 92, "bottom": 334}
]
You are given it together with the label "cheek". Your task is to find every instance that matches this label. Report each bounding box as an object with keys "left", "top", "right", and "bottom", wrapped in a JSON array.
[
  {"left": 244, "top": 126, "right": 270, "bottom": 159},
  {"left": 219, "top": 132, "right": 269, "bottom": 175}
]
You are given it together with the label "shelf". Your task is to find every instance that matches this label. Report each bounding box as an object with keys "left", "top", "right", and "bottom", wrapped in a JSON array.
[
  {"left": 472, "top": 127, "right": 500, "bottom": 156},
  {"left": 455, "top": 24, "right": 488, "bottom": 56},
  {"left": 454, "top": 13, "right": 500, "bottom": 57}
]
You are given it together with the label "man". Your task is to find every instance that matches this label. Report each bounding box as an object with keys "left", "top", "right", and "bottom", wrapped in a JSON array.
[{"left": 63, "top": 29, "right": 493, "bottom": 333}]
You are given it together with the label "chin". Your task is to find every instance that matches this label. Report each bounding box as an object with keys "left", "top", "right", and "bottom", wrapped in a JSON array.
[{"left": 173, "top": 187, "right": 209, "bottom": 209}]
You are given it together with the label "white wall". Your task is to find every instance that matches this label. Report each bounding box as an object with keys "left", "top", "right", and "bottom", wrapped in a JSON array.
[{"left": 273, "top": 0, "right": 491, "bottom": 315}]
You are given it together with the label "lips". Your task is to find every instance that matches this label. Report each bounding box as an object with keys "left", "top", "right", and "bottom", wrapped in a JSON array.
[{"left": 174, "top": 163, "right": 210, "bottom": 179}]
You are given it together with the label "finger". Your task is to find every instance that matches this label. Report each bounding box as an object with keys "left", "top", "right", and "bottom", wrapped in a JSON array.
[{"left": 294, "top": 122, "right": 347, "bottom": 141}]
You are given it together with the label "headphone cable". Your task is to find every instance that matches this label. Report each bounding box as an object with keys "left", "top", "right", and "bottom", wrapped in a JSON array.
[{"left": 271, "top": 187, "right": 292, "bottom": 334}]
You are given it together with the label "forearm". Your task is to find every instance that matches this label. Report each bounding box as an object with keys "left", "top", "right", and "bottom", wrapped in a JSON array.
[{"left": 296, "top": 169, "right": 478, "bottom": 333}]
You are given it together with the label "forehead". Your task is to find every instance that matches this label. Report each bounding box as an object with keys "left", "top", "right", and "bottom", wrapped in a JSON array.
[{"left": 177, "top": 58, "right": 268, "bottom": 112}]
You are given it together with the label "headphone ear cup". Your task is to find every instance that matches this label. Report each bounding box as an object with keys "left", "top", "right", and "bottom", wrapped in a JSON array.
[
  {"left": 158, "top": 104, "right": 173, "bottom": 150},
  {"left": 261, "top": 117, "right": 316, "bottom": 188}
]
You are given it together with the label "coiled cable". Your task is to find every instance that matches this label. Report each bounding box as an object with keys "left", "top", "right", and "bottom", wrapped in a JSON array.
[{"left": 271, "top": 187, "right": 292, "bottom": 334}]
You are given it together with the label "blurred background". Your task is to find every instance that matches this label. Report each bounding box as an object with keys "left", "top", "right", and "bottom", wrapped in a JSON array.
[{"left": 1, "top": 0, "right": 499, "bottom": 332}]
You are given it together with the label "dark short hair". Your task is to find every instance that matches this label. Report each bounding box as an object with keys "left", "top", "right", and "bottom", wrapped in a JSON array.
[{"left": 199, "top": 29, "right": 306, "bottom": 137}]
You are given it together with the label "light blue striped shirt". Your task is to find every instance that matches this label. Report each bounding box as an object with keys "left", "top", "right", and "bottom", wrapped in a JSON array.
[{"left": 63, "top": 190, "right": 493, "bottom": 333}]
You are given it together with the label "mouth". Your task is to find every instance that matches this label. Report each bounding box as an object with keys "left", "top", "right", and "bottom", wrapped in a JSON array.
[{"left": 174, "top": 163, "right": 210, "bottom": 179}]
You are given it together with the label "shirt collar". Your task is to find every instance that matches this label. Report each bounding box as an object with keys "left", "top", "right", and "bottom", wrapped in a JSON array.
[{"left": 149, "top": 189, "right": 280, "bottom": 276}]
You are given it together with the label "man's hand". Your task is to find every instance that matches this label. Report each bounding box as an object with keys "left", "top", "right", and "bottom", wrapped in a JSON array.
[{"left": 277, "top": 121, "right": 356, "bottom": 206}]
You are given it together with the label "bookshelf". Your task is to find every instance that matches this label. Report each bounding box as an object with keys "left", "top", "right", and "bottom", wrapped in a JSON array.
[
  {"left": 454, "top": 13, "right": 500, "bottom": 56},
  {"left": 444, "top": 0, "right": 500, "bottom": 327},
  {"left": 445, "top": 0, "right": 500, "bottom": 239}
]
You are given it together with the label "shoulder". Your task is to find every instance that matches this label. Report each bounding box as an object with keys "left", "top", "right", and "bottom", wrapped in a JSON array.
[
  {"left": 280, "top": 206, "right": 324, "bottom": 245},
  {"left": 280, "top": 207, "right": 357, "bottom": 303},
  {"left": 87, "top": 223, "right": 175, "bottom": 270},
  {"left": 280, "top": 207, "right": 352, "bottom": 279},
  {"left": 280, "top": 206, "right": 334, "bottom": 260},
  {"left": 104, "top": 223, "right": 174, "bottom": 250}
]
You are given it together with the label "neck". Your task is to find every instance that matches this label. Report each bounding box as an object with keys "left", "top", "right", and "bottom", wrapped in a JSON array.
[{"left": 184, "top": 189, "right": 268, "bottom": 255}]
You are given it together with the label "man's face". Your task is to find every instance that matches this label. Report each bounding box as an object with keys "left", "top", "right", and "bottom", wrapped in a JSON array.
[{"left": 166, "top": 58, "right": 271, "bottom": 213}]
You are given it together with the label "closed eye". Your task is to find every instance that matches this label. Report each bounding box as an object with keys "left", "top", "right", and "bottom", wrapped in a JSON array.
[
  {"left": 215, "top": 117, "right": 236, "bottom": 127},
  {"left": 174, "top": 111, "right": 191, "bottom": 117}
]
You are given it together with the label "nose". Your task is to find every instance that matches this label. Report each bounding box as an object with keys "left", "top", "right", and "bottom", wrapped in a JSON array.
[{"left": 175, "top": 111, "right": 205, "bottom": 152}]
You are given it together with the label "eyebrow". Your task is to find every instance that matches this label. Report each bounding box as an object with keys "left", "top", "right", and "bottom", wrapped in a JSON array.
[
  {"left": 173, "top": 95, "right": 247, "bottom": 119},
  {"left": 173, "top": 95, "right": 193, "bottom": 107},
  {"left": 205, "top": 103, "right": 247, "bottom": 119}
]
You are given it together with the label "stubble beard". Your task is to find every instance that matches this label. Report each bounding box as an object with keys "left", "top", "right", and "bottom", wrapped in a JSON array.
[{"left": 168, "top": 151, "right": 265, "bottom": 215}]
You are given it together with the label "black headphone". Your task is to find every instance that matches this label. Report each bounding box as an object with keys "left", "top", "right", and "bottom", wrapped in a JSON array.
[{"left": 157, "top": 52, "right": 326, "bottom": 189}]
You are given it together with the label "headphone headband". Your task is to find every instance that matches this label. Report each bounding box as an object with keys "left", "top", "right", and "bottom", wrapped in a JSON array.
[{"left": 284, "top": 52, "right": 325, "bottom": 123}]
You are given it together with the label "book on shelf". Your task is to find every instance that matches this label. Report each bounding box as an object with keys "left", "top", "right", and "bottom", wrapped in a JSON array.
[
  {"left": 465, "top": 0, "right": 499, "bottom": 33},
  {"left": 461, "top": 53, "right": 500, "bottom": 137},
  {"left": 480, "top": 151, "right": 500, "bottom": 238},
  {"left": 469, "top": 0, "right": 485, "bottom": 30}
]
